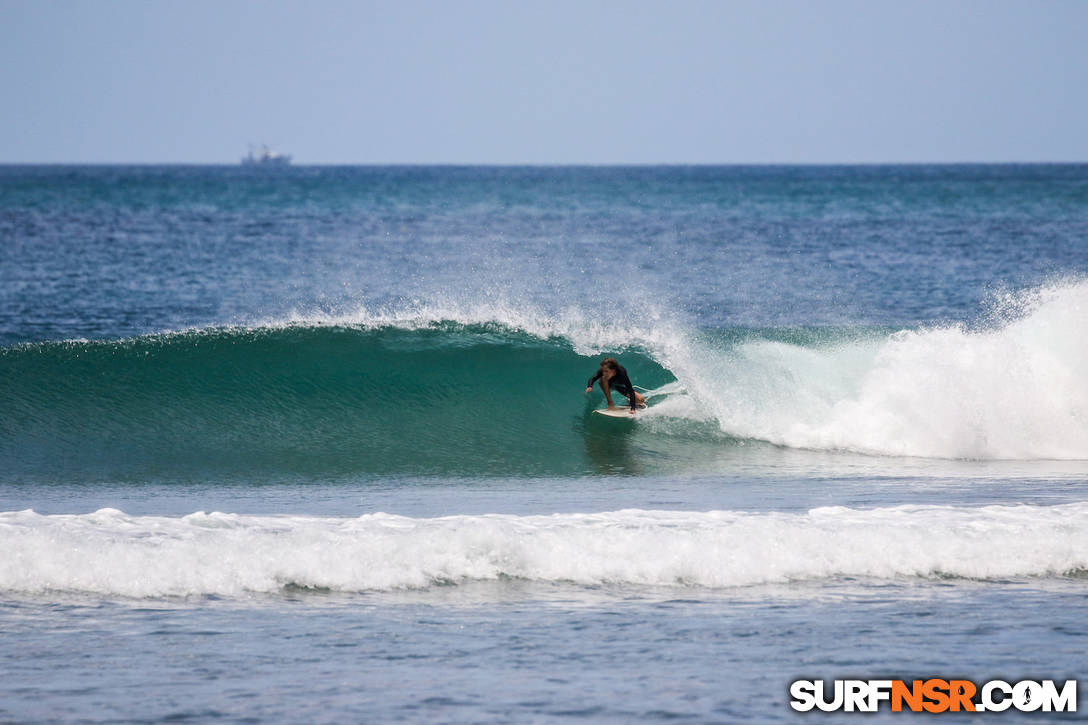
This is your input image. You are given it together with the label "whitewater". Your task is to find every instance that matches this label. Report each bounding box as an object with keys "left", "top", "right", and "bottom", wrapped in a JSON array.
[
  {"left": 3, "top": 503, "right": 1087, "bottom": 597},
  {"left": 674, "top": 280, "right": 1088, "bottom": 459}
]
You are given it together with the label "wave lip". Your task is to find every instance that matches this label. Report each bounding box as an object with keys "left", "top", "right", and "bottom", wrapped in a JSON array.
[{"left": 2, "top": 504, "right": 1086, "bottom": 598}]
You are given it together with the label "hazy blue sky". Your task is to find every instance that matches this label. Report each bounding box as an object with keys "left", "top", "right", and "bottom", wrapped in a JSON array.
[{"left": 2, "top": 0, "right": 1086, "bottom": 164}]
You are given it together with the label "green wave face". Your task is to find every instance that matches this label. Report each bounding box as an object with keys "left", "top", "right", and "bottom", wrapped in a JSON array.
[{"left": 0, "top": 324, "right": 695, "bottom": 481}]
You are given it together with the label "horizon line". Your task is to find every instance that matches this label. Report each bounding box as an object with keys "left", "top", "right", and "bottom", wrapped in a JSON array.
[{"left": 2, "top": 160, "right": 1087, "bottom": 167}]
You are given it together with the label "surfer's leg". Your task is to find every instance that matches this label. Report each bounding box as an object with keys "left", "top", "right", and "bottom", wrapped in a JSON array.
[
  {"left": 600, "top": 380, "right": 615, "bottom": 409},
  {"left": 614, "top": 384, "right": 645, "bottom": 408}
]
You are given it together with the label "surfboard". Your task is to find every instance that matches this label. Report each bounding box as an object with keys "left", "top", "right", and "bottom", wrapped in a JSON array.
[{"left": 593, "top": 407, "right": 642, "bottom": 418}]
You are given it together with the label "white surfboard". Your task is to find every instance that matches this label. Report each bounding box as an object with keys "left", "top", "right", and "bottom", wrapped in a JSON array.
[{"left": 593, "top": 407, "right": 642, "bottom": 418}]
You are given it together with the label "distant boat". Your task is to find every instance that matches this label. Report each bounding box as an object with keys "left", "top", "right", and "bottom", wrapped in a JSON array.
[{"left": 241, "top": 144, "right": 292, "bottom": 167}]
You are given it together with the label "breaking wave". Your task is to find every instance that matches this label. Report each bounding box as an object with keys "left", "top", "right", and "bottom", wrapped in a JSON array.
[{"left": 1, "top": 280, "right": 1085, "bottom": 480}]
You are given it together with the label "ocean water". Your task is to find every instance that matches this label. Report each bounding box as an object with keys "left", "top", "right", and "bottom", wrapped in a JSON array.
[{"left": 1, "top": 164, "right": 1087, "bottom": 722}]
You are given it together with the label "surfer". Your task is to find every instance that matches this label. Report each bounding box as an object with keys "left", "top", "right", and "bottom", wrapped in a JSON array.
[{"left": 585, "top": 357, "right": 646, "bottom": 411}]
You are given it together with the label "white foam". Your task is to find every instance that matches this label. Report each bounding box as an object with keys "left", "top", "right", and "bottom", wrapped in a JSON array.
[
  {"left": 667, "top": 281, "right": 1088, "bottom": 459},
  {"left": 2, "top": 504, "right": 1086, "bottom": 597}
]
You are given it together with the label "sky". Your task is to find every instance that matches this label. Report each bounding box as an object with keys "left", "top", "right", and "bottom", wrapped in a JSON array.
[{"left": 1, "top": 0, "right": 1086, "bottom": 164}]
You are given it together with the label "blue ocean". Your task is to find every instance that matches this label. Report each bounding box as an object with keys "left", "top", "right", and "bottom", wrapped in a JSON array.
[{"left": 1, "top": 165, "right": 1087, "bottom": 722}]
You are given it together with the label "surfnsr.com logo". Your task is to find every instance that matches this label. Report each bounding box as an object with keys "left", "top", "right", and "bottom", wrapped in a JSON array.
[{"left": 790, "top": 679, "right": 1078, "bottom": 713}]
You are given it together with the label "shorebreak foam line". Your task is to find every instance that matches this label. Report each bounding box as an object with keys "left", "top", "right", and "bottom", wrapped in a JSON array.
[{"left": 1, "top": 504, "right": 1086, "bottom": 597}]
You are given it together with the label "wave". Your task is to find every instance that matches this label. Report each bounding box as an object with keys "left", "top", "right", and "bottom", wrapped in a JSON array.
[
  {"left": 2, "top": 280, "right": 1086, "bottom": 480},
  {"left": 2, "top": 503, "right": 1086, "bottom": 597}
]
